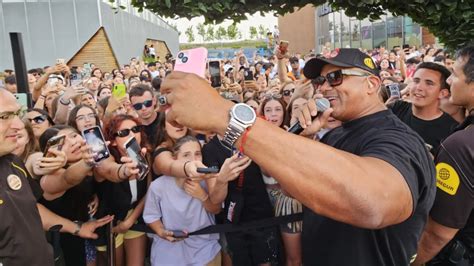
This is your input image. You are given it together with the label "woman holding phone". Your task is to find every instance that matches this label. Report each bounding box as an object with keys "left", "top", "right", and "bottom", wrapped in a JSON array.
[
  {"left": 37, "top": 125, "right": 102, "bottom": 266},
  {"left": 96, "top": 114, "right": 151, "bottom": 266}
]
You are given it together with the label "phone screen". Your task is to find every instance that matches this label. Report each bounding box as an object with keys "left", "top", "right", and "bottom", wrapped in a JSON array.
[
  {"left": 124, "top": 137, "right": 149, "bottom": 181},
  {"left": 209, "top": 61, "right": 221, "bottom": 88},
  {"left": 43, "top": 135, "right": 66, "bottom": 157},
  {"left": 244, "top": 68, "right": 254, "bottom": 81},
  {"left": 82, "top": 126, "right": 110, "bottom": 163},
  {"left": 387, "top": 84, "right": 401, "bottom": 99}
]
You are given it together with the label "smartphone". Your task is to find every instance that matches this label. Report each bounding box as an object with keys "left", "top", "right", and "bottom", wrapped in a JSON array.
[
  {"left": 82, "top": 126, "right": 110, "bottom": 163},
  {"left": 56, "top": 58, "right": 65, "bottom": 65},
  {"left": 171, "top": 230, "right": 188, "bottom": 238},
  {"left": 209, "top": 61, "right": 222, "bottom": 88},
  {"left": 14, "top": 93, "right": 28, "bottom": 107},
  {"left": 112, "top": 84, "right": 127, "bottom": 99},
  {"left": 279, "top": 40, "right": 289, "bottom": 54},
  {"left": 43, "top": 135, "right": 66, "bottom": 157},
  {"left": 124, "top": 136, "right": 149, "bottom": 181},
  {"left": 244, "top": 68, "right": 254, "bottom": 81},
  {"left": 173, "top": 47, "right": 208, "bottom": 78},
  {"left": 196, "top": 167, "right": 219, "bottom": 174},
  {"left": 70, "top": 73, "right": 81, "bottom": 86},
  {"left": 387, "top": 83, "right": 401, "bottom": 99}
]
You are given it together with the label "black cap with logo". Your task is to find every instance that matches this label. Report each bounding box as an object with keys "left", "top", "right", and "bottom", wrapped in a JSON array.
[{"left": 303, "top": 48, "right": 379, "bottom": 79}]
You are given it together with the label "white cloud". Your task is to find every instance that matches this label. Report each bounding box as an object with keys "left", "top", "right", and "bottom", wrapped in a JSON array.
[{"left": 168, "top": 12, "right": 278, "bottom": 43}]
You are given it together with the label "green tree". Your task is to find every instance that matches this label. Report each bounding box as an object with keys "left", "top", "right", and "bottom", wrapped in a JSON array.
[
  {"left": 249, "top": 26, "right": 258, "bottom": 39},
  {"left": 128, "top": 0, "right": 474, "bottom": 49},
  {"left": 216, "top": 26, "right": 227, "bottom": 41},
  {"left": 185, "top": 26, "right": 195, "bottom": 43},
  {"left": 206, "top": 25, "right": 215, "bottom": 42},
  {"left": 196, "top": 23, "right": 206, "bottom": 43},
  {"left": 227, "top": 23, "right": 239, "bottom": 40},
  {"left": 258, "top": 24, "right": 267, "bottom": 39}
]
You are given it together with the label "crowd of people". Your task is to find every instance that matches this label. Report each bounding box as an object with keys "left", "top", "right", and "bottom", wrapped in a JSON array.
[{"left": 0, "top": 39, "right": 473, "bottom": 266}]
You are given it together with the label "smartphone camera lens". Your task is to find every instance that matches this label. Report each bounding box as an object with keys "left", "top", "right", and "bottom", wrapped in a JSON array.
[
  {"left": 182, "top": 57, "right": 188, "bottom": 63},
  {"left": 178, "top": 52, "right": 184, "bottom": 59}
]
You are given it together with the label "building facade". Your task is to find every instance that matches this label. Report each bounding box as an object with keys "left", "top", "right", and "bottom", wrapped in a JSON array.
[
  {"left": 0, "top": 0, "right": 179, "bottom": 71},
  {"left": 279, "top": 4, "right": 435, "bottom": 54}
]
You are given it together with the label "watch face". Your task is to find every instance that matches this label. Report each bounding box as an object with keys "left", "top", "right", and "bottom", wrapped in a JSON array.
[{"left": 234, "top": 104, "right": 256, "bottom": 124}]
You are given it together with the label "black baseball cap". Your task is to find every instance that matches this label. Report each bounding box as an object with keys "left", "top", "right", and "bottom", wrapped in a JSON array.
[{"left": 303, "top": 48, "right": 379, "bottom": 79}]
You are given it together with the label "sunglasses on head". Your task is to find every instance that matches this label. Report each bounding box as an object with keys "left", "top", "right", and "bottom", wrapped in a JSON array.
[
  {"left": 312, "top": 69, "right": 371, "bottom": 87},
  {"left": 132, "top": 100, "right": 153, "bottom": 111},
  {"left": 114, "top": 125, "right": 142, "bottom": 138},
  {"left": 264, "top": 93, "right": 282, "bottom": 100},
  {"left": 28, "top": 115, "right": 47, "bottom": 124}
]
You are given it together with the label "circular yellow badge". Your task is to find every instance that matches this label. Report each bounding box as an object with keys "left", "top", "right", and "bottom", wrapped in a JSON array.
[{"left": 436, "top": 162, "right": 460, "bottom": 195}]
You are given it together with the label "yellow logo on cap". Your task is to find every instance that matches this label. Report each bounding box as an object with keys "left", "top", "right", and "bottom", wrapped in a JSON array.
[
  {"left": 364, "top": 58, "right": 375, "bottom": 69},
  {"left": 436, "top": 162, "right": 460, "bottom": 195}
]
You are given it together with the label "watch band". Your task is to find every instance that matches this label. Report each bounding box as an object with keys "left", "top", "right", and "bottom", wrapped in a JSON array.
[{"left": 222, "top": 122, "right": 245, "bottom": 150}]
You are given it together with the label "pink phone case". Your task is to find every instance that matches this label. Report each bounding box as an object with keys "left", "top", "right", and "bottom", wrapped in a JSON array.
[{"left": 174, "top": 47, "right": 208, "bottom": 78}]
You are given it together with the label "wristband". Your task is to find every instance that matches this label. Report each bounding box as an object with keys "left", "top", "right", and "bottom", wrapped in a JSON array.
[
  {"left": 238, "top": 128, "right": 251, "bottom": 155},
  {"left": 183, "top": 161, "right": 191, "bottom": 178},
  {"left": 60, "top": 97, "right": 71, "bottom": 105},
  {"left": 72, "top": 220, "right": 83, "bottom": 235}
]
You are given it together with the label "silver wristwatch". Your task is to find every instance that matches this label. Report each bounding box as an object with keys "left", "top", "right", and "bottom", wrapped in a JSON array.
[{"left": 221, "top": 103, "right": 257, "bottom": 150}]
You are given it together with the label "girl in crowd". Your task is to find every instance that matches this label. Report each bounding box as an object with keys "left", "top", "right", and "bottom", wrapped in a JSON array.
[
  {"left": 80, "top": 91, "right": 97, "bottom": 111},
  {"left": 287, "top": 96, "right": 308, "bottom": 125},
  {"left": 91, "top": 68, "right": 103, "bottom": 80},
  {"left": 25, "top": 108, "right": 55, "bottom": 147},
  {"left": 38, "top": 125, "right": 99, "bottom": 266},
  {"left": 97, "top": 114, "right": 150, "bottom": 266},
  {"left": 97, "top": 85, "right": 112, "bottom": 101},
  {"left": 152, "top": 112, "right": 206, "bottom": 180},
  {"left": 13, "top": 119, "right": 37, "bottom": 162},
  {"left": 144, "top": 135, "right": 222, "bottom": 266},
  {"left": 259, "top": 95, "right": 302, "bottom": 266}
]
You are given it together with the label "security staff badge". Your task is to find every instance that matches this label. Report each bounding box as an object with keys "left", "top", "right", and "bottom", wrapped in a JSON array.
[
  {"left": 436, "top": 163, "right": 460, "bottom": 195},
  {"left": 7, "top": 174, "right": 22, "bottom": 191}
]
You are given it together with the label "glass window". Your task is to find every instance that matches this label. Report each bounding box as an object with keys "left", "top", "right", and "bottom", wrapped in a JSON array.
[
  {"left": 333, "top": 12, "right": 341, "bottom": 48},
  {"left": 372, "top": 19, "right": 386, "bottom": 49},
  {"left": 341, "top": 13, "right": 350, "bottom": 48},
  {"left": 387, "top": 16, "right": 403, "bottom": 49},
  {"left": 360, "top": 18, "right": 372, "bottom": 50},
  {"left": 317, "top": 10, "right": 331, "bottom": 51},
  {"left": 404, "top": 16, "right": 421, "bottom": 48},
  {"left": 350, "top": 18, "right": 361, "bottom": 48}
]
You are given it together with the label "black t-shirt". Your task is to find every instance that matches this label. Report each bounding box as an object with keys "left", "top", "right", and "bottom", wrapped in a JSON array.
[
  {"left": 430, "top": 116, "right": 474, "bottom": 247},
  {"left": 202, "top": 136, "right": 274, "bottom": 222},
  {"left": 0, "top": 154, "right": 54, "bottom": 266},
  {"left": 143, "top": 112, "right": 160, "bottom": 149},
  {"left": 302, "top": 110, "right": 436, "bottom": 266},
  {"left": 390, "top": 100, "right": 458, "bottom": 152}
]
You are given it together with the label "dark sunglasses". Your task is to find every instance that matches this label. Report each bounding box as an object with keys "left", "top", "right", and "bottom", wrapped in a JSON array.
[
  {"left": 312, "top": 69, "right": 370, "bottom": 87},
  {"left": 28, "top": 115, "right": 47, "bottom": 124},
  {"left": 282, "top": 88, "right": 295, "bottom": 96},
  {"left": 114, "top": 125, "right": 142, "bottom": 138},
  {"left": 132, "top": 100, "right": 153, "bottom": 110}
]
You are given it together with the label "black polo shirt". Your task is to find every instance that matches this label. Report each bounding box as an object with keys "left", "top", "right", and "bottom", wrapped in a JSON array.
[
  {"left": 430, "top": 116, "right": 474, "bottom": 239},
  {"left": 302, "top": 110, "right": 436, "bottom": 265},
  {"left": 0, "top": 154, "right": 54, "bottom": 266},
  {"left": 389, "top": 100, "right": 458, "bottom": 152}
]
